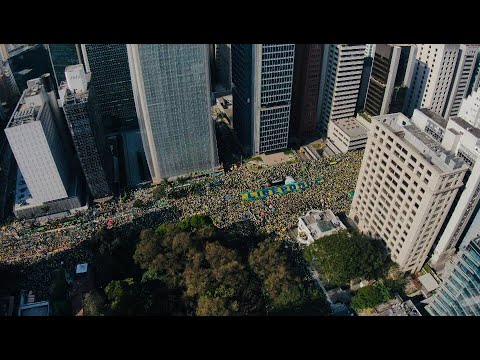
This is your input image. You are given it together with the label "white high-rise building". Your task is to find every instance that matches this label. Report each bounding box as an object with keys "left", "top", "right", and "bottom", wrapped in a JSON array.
[
  {"left": 5, "top": 79, "right": 71, "bottom": 203},
  {"left": 444, "top": 44, "right": 480, "bottom": 118},
  {"left": 404, "top": 44, "right": 459, "bottom": 117},
  {"left": 458, "top": 88, "right": 480, "bottom": 128},
  {"left": 128, "top": 44, "right": 219, "bottom": 184},
  {"left": 411, "top": 108, "right": 480, "bottom": 270},
  {"left": 317, "top": 44, "right": 366, "bottom": 135},
  {"left": 349, "top": 112, "right": 468, "bottom": 273}
]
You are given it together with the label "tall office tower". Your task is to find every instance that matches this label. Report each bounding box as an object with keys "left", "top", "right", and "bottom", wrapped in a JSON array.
[
  {"left": 411, "top": 109, "right": 480, "bottom": 270},
  {"left": 364, "top": 44, "right": 376, "bottom": 58},
  {"left": 317, "top": 44, "right": 366, "bottom": 135},
  {"left": 425, "top": 235, "right": 480, "bottom": 316},
  {"left": 356, "top": 55, "right": 373, "bottom": 113},
  {"left": 127, "top": 44, "right": 219, "bottom": 184},
  {"left": 47, "top": 44, "right": 83, "bottom": 87},
  {"left": 6, "top": 44, "right": 55, "bottom": 94},
  {"left": 59, "top": 65, "right": 112, "bottom": 200},
  {"left": 444, "top": 44, "right": 480, "bottom": 118},
  {"left": 468, "top": 53, "right": 480, "bottom": 95},
  {"left": 231, "top": 44, "right": 295, "bottom": 155},
  {"left": 349, "top": 112, "right": 468, "bottom": 273},
  {"left": 290, "top": 44, "right": 323, "bottom": 142},
  {"left": 214, "top": 44, "right": 232, "bottom": 92},
  {"left": 5, "top": 79, "right": 72, "bottom": 203},
  {"left": 364, "top": 44, "right": 417, "bottom": 116},
  {"left": 81, "top": 44, "right": 138, "bottom": 133},
  {"left": 458, "top": 88, "right": 480, "bottom": 128},
  {"left": 404, "top": 44, "right": 459, "bottom": 117}
]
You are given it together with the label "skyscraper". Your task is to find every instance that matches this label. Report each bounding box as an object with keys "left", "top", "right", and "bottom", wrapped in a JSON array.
[
  {"left": 127, "top": 44, "right": 219, "bottom": 183},
  {"left": 444, "top": 44, "right": 479, "bottom": 118},
  {"left": 468, "top": 52, "right": 480, "bottom": 95},
  {"left": 232, "top": 44, "right": 295, "bottom": 155},
  {"left": 214, "top": 44, "right": 232, "bottom": 92},
  {"left": 458, "top": 88, "right": 480, "bottom": 128},
  {"left": 425, "top": 235, "right": 480, "bottom": 316},
  {"left": 6, "top": 44, "right": 55, "bottom": 94},
  {"left": 411, "top": 109, "right": 480, "bottom": 270},
  {"left": 59, "top": 64, "right": 112, "bottom": 200},
  {"left": 349, "top": 111, "right": 468, "bottom": 273},
  {"left": 404, "top": 44, "right": 459, "bottom": 117},
  {"left": 317, "top": 44, "right": 366, "bottom": 135},
  {"left": 363, "top": 44, "right": 417, "bottom": 116},
  {"left": 290, "top": 44, "right": 323, "bottom": 142},
  {"left": 5, "top": 78, "right": 72, "bottom": 203},
  {"left": 81, "top": 44, "right": 138, "bottom": 133},
  {"left": 47, "top": 44, "right": 83, "bottom": 87}
]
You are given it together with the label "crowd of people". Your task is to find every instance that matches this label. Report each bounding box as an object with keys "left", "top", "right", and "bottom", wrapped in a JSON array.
[{"left": 0, "top": 150, "right": 364, "bottom": 299}]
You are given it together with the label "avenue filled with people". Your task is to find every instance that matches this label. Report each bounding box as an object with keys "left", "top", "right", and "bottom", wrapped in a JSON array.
[{"left": 0, "top": 150, "right": 364, "bottom": 299}]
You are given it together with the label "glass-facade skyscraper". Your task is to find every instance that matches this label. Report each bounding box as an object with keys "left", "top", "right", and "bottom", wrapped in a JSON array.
[
  {"left": 127, "top": 44, "right": 219, "bottom": 183},
  {"left": 47, "top": 44, "right": 83, "bottom": 86},
  {"left": 232, "top": 44, "right": 295, "bottom": 155},
  {"left": 426, "top": 236, "right": 480, "bottom": 316},
  {"left": 81, "top": 44, "right": 138, "bottom": 134}
]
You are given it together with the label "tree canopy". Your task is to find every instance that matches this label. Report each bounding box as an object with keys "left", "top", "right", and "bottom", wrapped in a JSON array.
[
  {"left": 303, "top": 230, "right": 387, "bottom": 286},
  {"left": 350, "top": 281, "right": 393, "bottom": 311}
]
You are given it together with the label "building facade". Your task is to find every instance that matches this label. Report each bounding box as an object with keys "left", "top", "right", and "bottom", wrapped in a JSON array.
[
  {"left": 290, "top": 44, "right": 323, "bottom": 142},
  {"left": 411, "top": 110, "right": 480, "bottom": 270},
  {"left": 232, "top": 44, "right": 295, "bottom": 155},
  {"left": 317, "top": 44, "right": 366, "bottom": 135},
  {"left": 404, "top": 44, "right": 459, "bottom": 117},
  {"left": 47, "top": 44, "right": 83, "bottom": 87},
  {"left": 214, "top": 44, "right": 232, "bottom": 92},
  {"left": 127, "top": 44, "right": 219, "bottom": 183},
  {"left": 7, "top": 44, "right": 55, "bottom": 94},
  {"left": 458, "top": 87, "right": 480, "bottom": 128},
  {"left": 60, "top": 65, "right": 112, "bottom": 200},
  {"left": 364, "top": 44, "right": 417, "bottom": 116},
  {"left": 81, "top": 44, "right": 138, "bottom": 133},
  {"left": 444, "top": 44, "right": 479, "bottom": 118},
  {"left": 468, "top": 52, "right": 480, "bottom": 95},
  {"left": 326, "top": 117, "right": 368, "bottom": 154},
  {"left": 5, "top": 79, "right": 71, "bottom": 203},
  {"left": 425, "top": 235, "right": 480, "bottom": 316},
  {"left": 349, "top": 112, "right": 468, "bottom": 273}
]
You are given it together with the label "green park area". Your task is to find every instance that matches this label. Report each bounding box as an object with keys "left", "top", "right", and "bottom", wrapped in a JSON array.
[{"left": 303, "top": 230, "right": 405, "bottom": 312}]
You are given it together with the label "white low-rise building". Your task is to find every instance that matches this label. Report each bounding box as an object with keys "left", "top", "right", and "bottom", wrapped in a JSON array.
[
  {"left": 326, "top": 117, "right": 368, "bottom": 154},
  {"left": 458, "top": 88, "right": 480, "bottom": 128},
  {"left": 297, "top": 209, "right": 347, "bottom": 245}
]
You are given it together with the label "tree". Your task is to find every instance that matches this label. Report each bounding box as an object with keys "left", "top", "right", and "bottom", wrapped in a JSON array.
[
  {"left": 303, "top": 230, "right": 387, "bottom": 286},
  {"left": 83, "top": 291, "right": 106, "bottom": 316},
  {"left": 196, "top": 295, "right": 231, "bottom": 316},
  {"left": 105, "top": 278, "right": 142, "bottom": 315},
  {"left": 351, "top": 281, "right": 393, "bottom": 311}
]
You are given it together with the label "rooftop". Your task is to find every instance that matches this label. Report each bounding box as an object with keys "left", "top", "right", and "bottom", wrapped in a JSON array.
[
  {"left": 374, "top": 113, "right": 467, "bottom": 173},
  {"left": 450, "top": 116, "right": 480, "bottom": 139},
  {"left": 333, "top": 117, "right": 368, "bottom": 138},
  {"left": 298, "top": 209, "right": 347, "bottom": 244},
  {"left": 418, "top": 108, "right": 448, "bottom": 129},
  {"left": 419, "top": 273, "right": 440, "bottom": 293}
]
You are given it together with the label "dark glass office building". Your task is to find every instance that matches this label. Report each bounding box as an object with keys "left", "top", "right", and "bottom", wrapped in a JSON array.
[
  {"left": 290, "top": 44, "right": 323, "bottom": 143},
  {"left": 7, "top": 44, "right": 55, "bottom": 94},
  {"left": 61, "top": 66, "right": 112, "bottom": 200},
  {"left": 47, "top": 44, "right": 83, "bottom": 86},
  {"left": 232, "top": 44, "right": 295, "bottom": 155},
  {"left": 82, "top": 44, "right": 138, "bottom": 134}
]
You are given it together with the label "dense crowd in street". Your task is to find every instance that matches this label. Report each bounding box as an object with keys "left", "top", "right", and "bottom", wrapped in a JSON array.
[{"left": 0, "top": 150, "right": 364, "bottom": 299}]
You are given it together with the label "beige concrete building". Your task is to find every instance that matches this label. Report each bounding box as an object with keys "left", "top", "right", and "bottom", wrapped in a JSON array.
[
  {"left": 326, "top": 117, "right": 368, "bottom": 154},
  {"left": 349, "top": 113, "right": 468, "bottom": 273}
]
